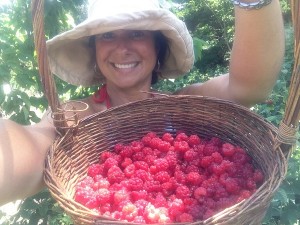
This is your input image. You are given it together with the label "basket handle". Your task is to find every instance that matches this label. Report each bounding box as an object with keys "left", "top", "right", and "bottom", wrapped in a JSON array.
[
  {"left": 31, "top": 0, "right": 69, "bottom": 135},
  {"left": 275, "top": 0, "right": 300, "bottom": 152}
]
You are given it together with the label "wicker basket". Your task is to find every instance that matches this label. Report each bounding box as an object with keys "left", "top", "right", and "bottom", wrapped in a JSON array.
[{"left": 31, "top": 0, "right": 300, "bottom": 224}]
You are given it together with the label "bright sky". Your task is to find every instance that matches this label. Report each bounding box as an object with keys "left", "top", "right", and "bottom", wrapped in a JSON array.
[{"left": 0, "top": 0, "right": 10, "bottom": 6}]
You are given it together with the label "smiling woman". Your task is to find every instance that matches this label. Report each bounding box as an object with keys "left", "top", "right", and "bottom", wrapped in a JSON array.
[
  {"left": 94, "top": 30, "right": 158, "bottom": 92},
  {"left": 0, "top": 0, "right": 285, "bottom": 219}
]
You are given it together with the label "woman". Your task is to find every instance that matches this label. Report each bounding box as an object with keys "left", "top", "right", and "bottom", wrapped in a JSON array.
[{"left": 0, "top": 0, "right": 284, "bottom": 206}]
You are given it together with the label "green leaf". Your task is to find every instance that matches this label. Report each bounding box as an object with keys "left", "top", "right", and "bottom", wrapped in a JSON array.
[
  {"left": 273, "top": 188, "right": 289, "bottom": 205},
  {"left": 193, "top": 37, "right": 206, "bottom": 62}
]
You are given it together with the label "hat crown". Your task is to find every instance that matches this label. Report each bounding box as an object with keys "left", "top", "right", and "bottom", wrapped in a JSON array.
[{"left": 88, "top": 0, "right": 160, "bottom": 18}]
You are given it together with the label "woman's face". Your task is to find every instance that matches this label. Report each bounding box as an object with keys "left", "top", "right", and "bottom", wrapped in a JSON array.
[{"left": 95, "top": 30, "right": 157, "bottom": 89}]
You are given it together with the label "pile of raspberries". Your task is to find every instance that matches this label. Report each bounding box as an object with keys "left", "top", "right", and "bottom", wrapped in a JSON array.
[{"left": 74, "top": 131, "right": 264, "bottom": 224}]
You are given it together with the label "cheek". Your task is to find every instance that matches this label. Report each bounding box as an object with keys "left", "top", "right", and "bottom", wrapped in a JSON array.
[{"left": 95, "top": 43, "right": 107, "bottom": 62}]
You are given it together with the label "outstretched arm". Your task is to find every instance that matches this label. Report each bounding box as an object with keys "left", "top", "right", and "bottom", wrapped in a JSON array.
[
  {"left": 0, "top": 118, "right": 56, "bottom": 206},
  {"left": 178, "top": 0, "right": 285, "bottom": 107}
]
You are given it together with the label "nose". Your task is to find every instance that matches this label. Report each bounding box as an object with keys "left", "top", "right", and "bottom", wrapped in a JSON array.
[{"left": 114, "top": 37, "right": 131, "bottom": 54}]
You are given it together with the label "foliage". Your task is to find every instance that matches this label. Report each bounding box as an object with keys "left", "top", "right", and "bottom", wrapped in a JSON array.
[{"left": 0, "top": 0, "right": 299, "bottom": 224}]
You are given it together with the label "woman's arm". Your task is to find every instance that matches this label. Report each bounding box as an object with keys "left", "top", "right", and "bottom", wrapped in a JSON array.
[
  {"left": 0, "top": 118, "right": 56, "bottom": 206},
  {"left": 178, "top": 0, "right": 285, "bottom": 107}
]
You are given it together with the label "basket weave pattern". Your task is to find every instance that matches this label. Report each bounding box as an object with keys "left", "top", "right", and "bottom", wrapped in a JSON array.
[{"left": 45, "top": 96, "right": 287, "bottom": 225}]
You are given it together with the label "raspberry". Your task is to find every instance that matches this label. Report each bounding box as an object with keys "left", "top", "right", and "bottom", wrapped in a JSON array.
[
  {"left": 124, "top": 164, "right": 136, "bottom": 178},
  {"left": 96, "top": 188, "right": 111, "bottom": 204},
  {"left": 211, "top": 152, "right": 223, "bottom": 164},
  {"left": 188, "top": 134, "right": 201, "bottom": 146},
  {"left": 153, "top": 192, "right": 168, "bottom": 207},
  {"left": 161, "top": 182, "right": 174, "bottom": 196},
  {"left": 134, "top": 199, "right": 149, "bottom": 214},
  {"left": 104, "top": 157, "right": 119, "bottom": 170},
  {"left": 176, "top": 185, "right": 191, "bottom": 199},
  {"left": 135, "top": 169, "right": 150, "bottom": 181},
  {"left": 184, "top": 149, "right": 197, "bottom": 162},
  {"left": 246, "top": 178, "right": 257, "bottom": 190},
  {"left": 206, "top": 198, "right": 216, "bottom": 210},
  {"left": 187, "top": 204, "right": 205, "bottom": 220},
  {"left": 100, "top": 203, "right": 112, "bottom": 214},
  {"left": 114, "top": 143, "right": 124, "bottom": 153},
  {"left": 240, "top": 163, "right": 254, "bottom": 177},
  {"left": 177, "top": 213, "right": 194, "bottom": 222},
  {"left": 113, "top": 189, "right": 130, "bottom": 205},
  {"left": 108, "top": 183, "right": 124, "bottom": 192},
  {"left": 132, "top": 151, "right": 145, "bottom": 161},
  {"left": 121, "top": 202, "right": 138, "bottom": 221},
  {"left": 168, "top": 198, "right": 185, "bottom": 217},
  {"left": 144, "top": 180, "right": 161, "bottom": 192},
  {"left": 162, "top": 132, "right": 174, "bottom": 143},
  {"left": 214, "top": 186, "right": 229, "bottom": 199},
  {"left": 93, "top": 174, "right": 103, "bottom": 182},
  {"left": 144, "top": 204, "right": 161, "bottom": 223},
  {"left": 120, "top": 146, "right": 134, "bottom": 158},
  {"left": 175, "top": 132, "right": 189, "bottom": 141},
  {"left": 173, "top": 141, "right": 190, "bottom": 152},
  {"left": 99, "top": 151, "right": 113, "bottom": 163},
  {"left": 154, "top": 171, "right": 171, "bottom": 183},
  {"left": 174, "top": 170, "right": 186, "bottom": 184},
  {"left": 150, "top": 137, "right": 163, "bottom": 149},
  {"left": 76, "top": 176, "right": 94, "bottom": 188},
  {"left": 153, "top": 158, "right": 169, "bottom": 171},
  {"left": 131, "top": 140, "right": 144, "bottom": 152},
  {"left": 149, "top": 165, "right": 158, "bottom": 174},
  {"left": 144, "top": 155, "right": 157, "bottom": 165},
  {"left": 165, "top": 152, "right": 178, "bottom": 168},
  {"left": 121, "top": 157, "right": 133, "bottom": 168},
  {"left": 186, "top": 172, "right": 203, "bottom": 185},
  {"left": 74, "top": 189, "right": 93, "bottom": 205},
  {"left": 195, "top": 144, "right": 205, "bottom": 157},
  {"left": 92, "top": 178, "right": 110, "bottom": 190},
  {"left": 131, "top": 190, "right": 148, "bottom": 201},
  {"left": 142, "top": 136, "right": 152, "bottom": 146},
  {"left": 209, "top": 137, "right": 222, "bottom": 146},
  {"left": 107, "top": 165, "right": 125, "bottom": 184},
  {"left": 253, "top": 169, "right": 264, "bottom": 183},
  {"left": 145, "top": 132, "right": 157, "bottom": 138},
  {"left": 128, "top": 177, "right": 144, "bottom": 191},
  {"left": 237, "top": 190, "right": 252, "bottom": 202},
  {"left": 158, "top": 141, "right": 171, "bottom": 152},
  {"left": 232, "top": 152, "right": 249, "bottom": 164},
  {"left": 225, "top": 178, "right": 240, "bottom": 194},
  {"left": 134, "top": 161, "right": 149, "bottom": 171},
  {"left": 185, "top": 164, "right": 200, "bottom": 173},
  {"left": 203, "top": 208, "right": 215, "bottom": 220},
  {"left": 200, "top": 156, "right": 213, "bottom": 168},
  {"left": 87, "top": 164, "right": 103, "bottom": 178},
  {"left": 194, "top": 187, "right": 207, "bottom": 200},
  {"left": 142, "top": 146, "right": 153, "bottom": 155},
  {"left": 85, "top": 194, "right": 100, "bottom": 209},
  {"left": 221, "top": 143, "right": 236, "bottom": 157},
  {"left": 203, "top": 144, "right": 218, "bottom": 156}
]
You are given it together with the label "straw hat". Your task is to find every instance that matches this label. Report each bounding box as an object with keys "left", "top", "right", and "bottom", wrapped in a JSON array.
[{"left": 46, "top": 0, "right": 194, "bottom": 86}]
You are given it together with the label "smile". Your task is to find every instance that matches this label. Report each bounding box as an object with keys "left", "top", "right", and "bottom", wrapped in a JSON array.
[{"left": 113, "top": 63, "right": 138, "bottom": 69}]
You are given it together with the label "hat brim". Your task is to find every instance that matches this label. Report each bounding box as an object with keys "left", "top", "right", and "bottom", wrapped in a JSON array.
[{"left": 46, "top": 9, "right": 194, "bottom": 86}]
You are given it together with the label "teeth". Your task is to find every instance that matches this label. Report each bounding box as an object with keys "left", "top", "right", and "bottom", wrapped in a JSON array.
[{"left": 114, "top": 63, "right": 137, "bottom": 69}]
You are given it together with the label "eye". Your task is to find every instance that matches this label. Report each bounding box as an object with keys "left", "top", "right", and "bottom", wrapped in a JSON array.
[
  {"left": 130, "top": 30, "right": 145, "bottom": 40},
  {"left": 96, "top": 32, "right": 115, "bottom": 41}
]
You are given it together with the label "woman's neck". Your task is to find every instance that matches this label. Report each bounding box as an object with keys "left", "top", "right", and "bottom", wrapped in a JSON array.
[{"left": 106, "top": 83, "right": 153, "bottom": 107}]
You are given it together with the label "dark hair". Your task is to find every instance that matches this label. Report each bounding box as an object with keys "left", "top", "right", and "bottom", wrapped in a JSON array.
[
  {"left": 89, "top": 31, "right": 169, "bottom": 85},
  {"left": 152, "top": 31, "right": 169, "bottom": 84}
]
